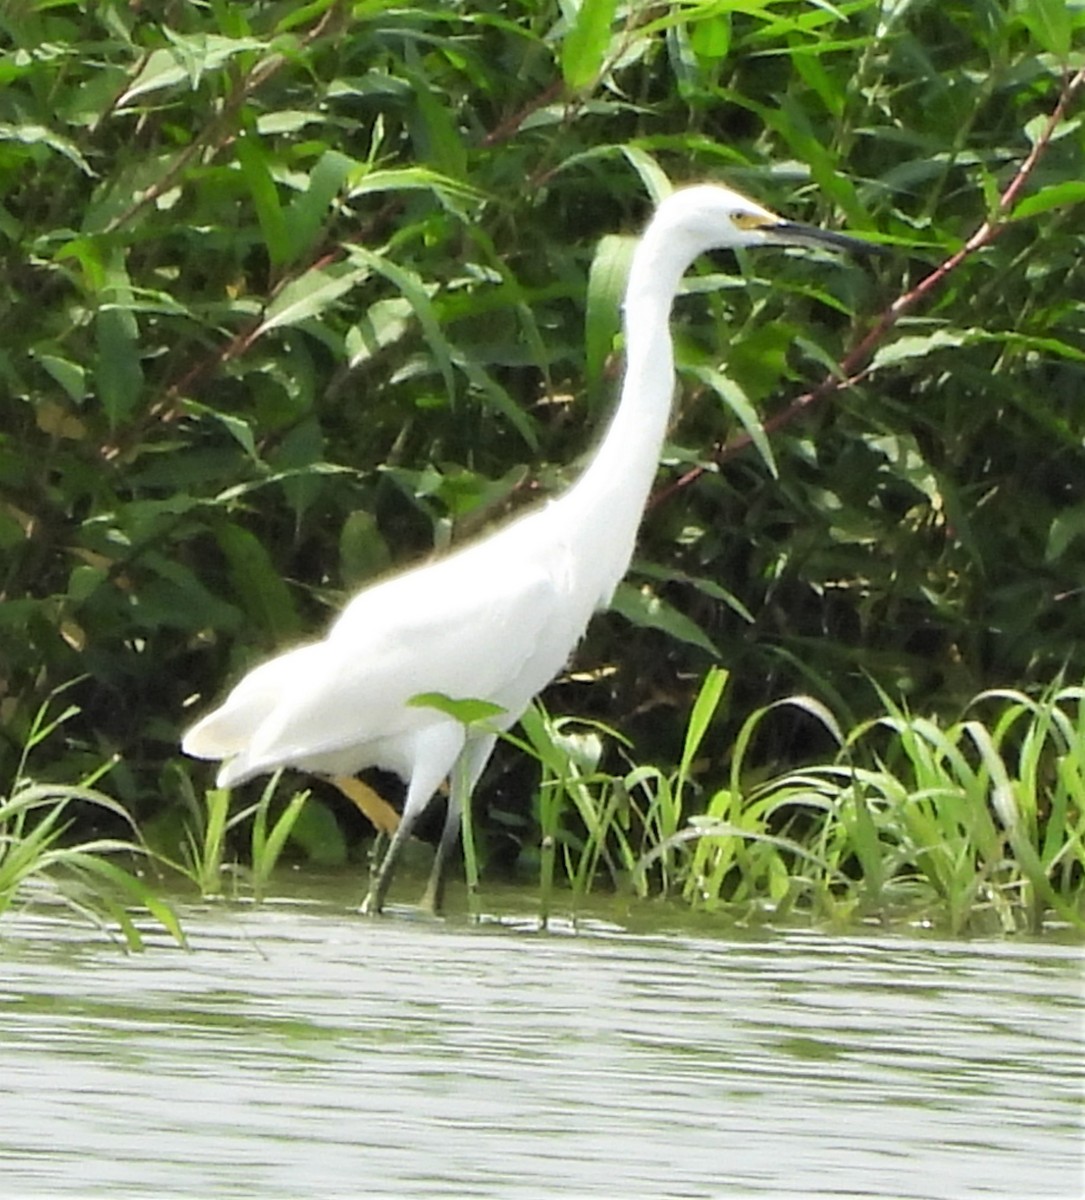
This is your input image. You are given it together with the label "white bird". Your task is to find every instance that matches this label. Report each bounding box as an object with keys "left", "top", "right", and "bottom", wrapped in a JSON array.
[{"left": 182, "top": 183, "right": 879, "bottom": 914}]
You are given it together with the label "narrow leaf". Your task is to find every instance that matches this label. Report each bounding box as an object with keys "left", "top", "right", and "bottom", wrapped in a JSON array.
[
  {"left": 94, "top": 252, "right": 143, "bottom": 428},
  {"left": 345, "top": 245, "right": 456, "bottom": 400},
  {"left": 409, "top": 692, "right": 507, "bottom": 726},
  {"left": 610, "top": 583, "right": 719, "bottom": 656},
  {"left": 870, "top": 329, "right": 969, "bottom": 371},
  {"left": 215, "top": 523, "right": 300, "bottom": 640},
  {"left": 585, "top": 234, "right": 633, "bottom": 393},
  {"left": 257, "top": 261, "right": 371, "bottom": 335},
  {"left": 1011, "top": 180, "right": 1085, "bottom": 221},
  {"left": 118, "top": 35, "right": 265, "bottom": 105},
  {"left": 33, "top": 352, "right": 88, "bottom": 403},
  {"left": 679, "top": 667, "right": 729, "bottom": 783},
  {"left": 0, "top": 122, "right": 94, "bottom": 175},
  {"left": 285, "top": 149, "right": 355, "bottom": 262},
  {"left": 236, "top": 132, "right": 290, "bottom": 268},
  {"left": 689, "top": 365, "right": 777, "bottom": 478},
  {"left": 562, "top": 0, "right": 619, "bottom": 90}
]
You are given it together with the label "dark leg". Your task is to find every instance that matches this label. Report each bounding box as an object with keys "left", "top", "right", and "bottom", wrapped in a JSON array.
[
  {"left": 362, "top": 753, "right": 451, "bottom": 912},
  {"left": 418, "top": 792, "right": 461, "bottom": 915},
  {"left": 418, "top": 733, "right": 496, "bottom": 915},
  {"left": 361, "top": 810, "right": 420, "bottom": 915}
]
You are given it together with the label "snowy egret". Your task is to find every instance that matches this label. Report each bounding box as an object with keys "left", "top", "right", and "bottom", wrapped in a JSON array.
[{"left": 182, "top": 183, "right": 880, "bottom": 914}]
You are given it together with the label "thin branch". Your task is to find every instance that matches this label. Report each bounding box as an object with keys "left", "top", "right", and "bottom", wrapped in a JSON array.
[{"left": 481, "top": 80, "right": 564, "bottom": 148}]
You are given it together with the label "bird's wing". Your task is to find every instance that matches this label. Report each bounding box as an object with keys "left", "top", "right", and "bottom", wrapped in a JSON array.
[
  {"left": 330, "top": 517, "right": 580, "bottom": 700},
  {"left": 197, "top": 516, "right": 584, "bottom": 783}
]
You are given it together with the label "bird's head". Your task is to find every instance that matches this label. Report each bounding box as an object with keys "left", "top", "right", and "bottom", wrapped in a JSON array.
[{"left": 656, "top": 183, "right": 883, "bottom": 260}]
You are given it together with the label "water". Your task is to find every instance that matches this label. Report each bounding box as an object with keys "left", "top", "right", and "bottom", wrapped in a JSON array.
[{"left": 1, "top": 891, "right": 1082, "bottom": 1199}]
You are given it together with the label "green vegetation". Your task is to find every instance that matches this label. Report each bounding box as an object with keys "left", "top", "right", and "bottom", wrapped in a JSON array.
[
  {"left": 2, "top": 1, "right": 1083, "bottom": 934},
  {"left": 525, "top": 671, "right": 1085, "bottom": 934},
  {"left": 1, "top": 694, "right": 184, "bottom": 946},
  {"left": 173, "top": 768, "right": 310, "bottom": 900}
]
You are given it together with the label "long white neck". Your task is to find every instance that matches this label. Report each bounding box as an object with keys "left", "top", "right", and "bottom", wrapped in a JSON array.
[{"left": 558, "top": 211, "right": 701, "bottom": 607}]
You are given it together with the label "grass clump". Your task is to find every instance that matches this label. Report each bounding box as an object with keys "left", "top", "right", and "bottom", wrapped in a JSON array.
[
  {"left": 172, "top": 767, "right": 311, "bottom": 901},
  {"left": 530, "top": 673, "right": 1085, "bottom": 935},
  {"left": 1, "top": 697, "right": 185, "bottom": 949}
]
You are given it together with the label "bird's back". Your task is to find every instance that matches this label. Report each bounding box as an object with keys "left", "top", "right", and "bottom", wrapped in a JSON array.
[{"left": 184, "top": 495, "right": 606, "bottom": 786}]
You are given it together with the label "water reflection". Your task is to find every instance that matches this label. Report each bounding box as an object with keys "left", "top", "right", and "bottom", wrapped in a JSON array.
[{"left": 2, "top": 899, "right": 1082, "bottom": 1198}]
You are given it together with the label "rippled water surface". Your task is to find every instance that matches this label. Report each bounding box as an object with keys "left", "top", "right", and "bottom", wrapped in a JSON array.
[{"left": 2, "top": 893, "right": 1082, "bottom": 1198}]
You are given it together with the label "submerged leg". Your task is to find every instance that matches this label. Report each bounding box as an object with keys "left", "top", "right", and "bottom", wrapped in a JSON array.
[
  {"left": 360, "top": 725, "right": 462, "bottom": 916},
  {"left": 419, "top": 733, "right": 497, "bottom": 915},
  {"left": 360, "top": 810, "right": 420, "bottom": 915}
]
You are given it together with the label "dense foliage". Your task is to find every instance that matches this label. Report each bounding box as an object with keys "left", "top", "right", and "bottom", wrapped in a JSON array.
[{"left": 2, "top": 0, "right": 1083, "bottom": 924}]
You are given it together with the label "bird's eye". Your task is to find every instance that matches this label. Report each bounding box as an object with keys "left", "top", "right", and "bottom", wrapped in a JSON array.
[{"left": 732, "top": 211, "right": 768, "bottom": 231}]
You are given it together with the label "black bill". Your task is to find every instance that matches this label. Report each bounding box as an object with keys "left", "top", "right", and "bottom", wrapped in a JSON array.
[{"left": 769, "top": 220, "right": 888, "bottom": 256}]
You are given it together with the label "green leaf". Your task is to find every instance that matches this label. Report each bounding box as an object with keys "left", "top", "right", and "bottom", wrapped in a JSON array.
[
  {"left": 689, "top": 13, "right": 731, "bottom": 60},
  {"left": 610, "top": 582, "right": 719, "bottom": 656},
  {"left": 791, "top": 42, "right": 844, "bottom": 118},
  {"left": 679, "top": 667, "right": 729, "bottom": 783},
  {"left": 555, "top": 144, "right": 672, "bottom": 201},
  {"left": 270, "top": 417, "right": 328, "bottom": 524},
  {"left": 184, "top": 401, "right": 258, "bottom": 459},
  {"left": 456, "top": 356, "right": 539, "bottom": 450},
  {"left": 634, "top": 562, "right": 755, "bottom": 624},
  {"left": 257, "top": 261, "right": 371, "bottom": 334},
  {"left": 408, "top": 72, "right": 467, "bottom": 180},
  {"left": 619, "top": 145, "right": 673, "bottom": 203},
  {"left": 408, "top": 692, "right": 507, "bottom": 726},
  {"left": 256, "top": 109, "right": 325, "bottom": 135},
  {"left": 251, "top": 782, "right": 310, "bottom": 892},
  {"left": 136, "top": 554, "right": 242, "bottom": 633},
  {"left": 285, "top": 796, "right": 348, "bottom": 867},
  {"left": 33, "top": 351, "right": 88, "bottom": 402},
  {"left": 236, "top": 131, "right": 290, "bottom": 268},
  {"left": 688, "top": 365, "right": 777, "bottom": 478},
  {"left": 345, "top": 245, "right": 456, "bottom": 400},
  {"left": 0, "top": 122, "right": 94, "bottom": 175},
  {"left": 869, "top": 329, "right": 970, "bottom": 371},
  {"left": 1014, "top": 0, "right": 1073, "bottom": 57},
  {"left": 768, "top": 93, "right": 863, "bottom": 219},
  {"left": 64, "top": 853, "right": 188, "bottom": 949},
  {"left": 345, "top": 165, "right": 479, "bottom": 209},
  {"left": 585, "top": 234, "right": 633, "bottom": 393},
  {"left": 561, "top": 0, "right": 619, "bottom": 90},
  {"left": 215, "top": 523, "right": 300, "bottom": 640},
  {"left": 94, "top": 253, "right": 143, "bottom": 428},
  {"left": 726, "top": 320, "right": 798, "bottom": 404},
  {"left": 284, "top": 149, "right": 356, "bottom": 262},
  {"left": 1011, "top": 180, "right": 1085, "bottom": 221},
  {"left": 117, "top": 34, "right": 266, "bottom": 104},
  {"left": 339, "top": 510, "right": 392, "bottom": 588},
  {"left": 273, "top": 0, "right": 340, "bottom": 35},
  {"left": 1045, "top": 505, "right": 1085, "bottom": 563}
]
